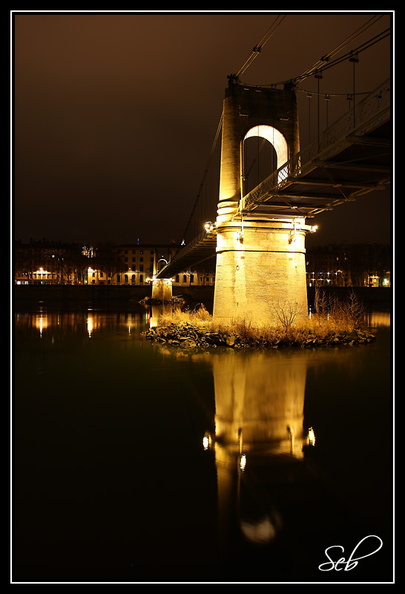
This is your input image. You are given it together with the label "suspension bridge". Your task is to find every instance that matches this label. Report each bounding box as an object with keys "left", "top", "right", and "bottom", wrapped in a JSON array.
[{"left": 152, "top": 16, "right": 391, "bottom": 326}]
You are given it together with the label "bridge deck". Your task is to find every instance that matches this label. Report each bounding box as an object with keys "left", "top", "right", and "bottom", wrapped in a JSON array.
[
  {"left": 243, "top": 126, "right": 391, "bottom": 218},
  {"left": 155, "top": 231, "right": 216, "bottom": 279},
  {"left": 157, "top": 79, "right": 391, "bottom": 280}
]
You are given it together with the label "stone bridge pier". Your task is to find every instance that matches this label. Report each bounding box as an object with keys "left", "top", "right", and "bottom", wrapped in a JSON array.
[
  {"left": 213, "top": 81, "right": 311, "bottom": 328},
  {"left": 151, "top": 278, "right": 173, "bottom": 302},
  {"left": 214, "top": 215, "right": 311, "bottom": 328}
]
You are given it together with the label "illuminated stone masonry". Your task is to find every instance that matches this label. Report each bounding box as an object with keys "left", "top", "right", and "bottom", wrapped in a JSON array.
[
  {"left": 213, "top": 216, "right": 311, "bottom": 327},
  {"left": 213, "top": 82, "right": 307, "bottom": 327}
]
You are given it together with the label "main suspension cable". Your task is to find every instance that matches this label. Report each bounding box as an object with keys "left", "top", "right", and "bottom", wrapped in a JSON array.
[
  {"left": 235, "top": 14, "right": 286, "bottom": 78},
  {"left": 293, "top": 28, "right": 390, "bottom": 87},
  {"left": 240, "top": 23, "right": 390, "bottom": 90},
  {"left": 181, "top": 111, "right": 223, "bottom": 241},
  {"left": 298, "top": 14, "right": 384, "bottom": 81}
]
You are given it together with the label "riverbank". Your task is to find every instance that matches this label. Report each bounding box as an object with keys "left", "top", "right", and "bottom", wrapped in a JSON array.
[
  {"left": 12, "top": 284, "right": 214, "bottom": 307},
  {"left": 13, "top": 284, "right": 390, "bottom": 309}
]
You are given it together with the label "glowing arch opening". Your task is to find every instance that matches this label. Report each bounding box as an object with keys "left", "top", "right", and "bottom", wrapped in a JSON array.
[{"left": 243, "top": 125, "right": 288, "bottom": 184}]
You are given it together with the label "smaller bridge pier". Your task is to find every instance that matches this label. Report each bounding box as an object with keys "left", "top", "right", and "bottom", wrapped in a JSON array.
[
  {"left": 151, "top": 278, "right": 173, "bottom": 302},
  {"left": 213, "top": 216, "right": 313, "bottom": 328}
]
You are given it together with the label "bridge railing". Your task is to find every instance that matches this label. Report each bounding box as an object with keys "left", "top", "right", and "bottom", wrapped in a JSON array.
[{"left": 241, "top": 78, "right": 390, "bottom": 212}]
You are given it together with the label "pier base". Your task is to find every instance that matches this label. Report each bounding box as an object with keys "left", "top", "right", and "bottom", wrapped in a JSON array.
[
  {"left": 213, "top": 216, "right": 312, "bottom": 328},
  {"left": 151, "top": 278, "right": 173, "bottom": 302}
]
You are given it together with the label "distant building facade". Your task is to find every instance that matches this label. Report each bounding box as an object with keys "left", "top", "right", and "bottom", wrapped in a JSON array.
[
  {"left": 306, "top": 243, "right": 391, "bottom": 288},
  {"left": 14, "top": 240, "right": 215, "bottom": 287},
  {"left": 14, "top": 240, "right": 87, "bottom": 285},
  {"left": 14, "top": 240, "right": 390, "bottom": 288},
  {"left": 86, "top": 244, "right": 215, "bottom": 287}
]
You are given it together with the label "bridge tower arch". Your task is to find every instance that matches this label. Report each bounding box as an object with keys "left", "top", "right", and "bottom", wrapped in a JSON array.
[
  {"left": 213, "top": 82, "right": 311, "bottom": 328},
  {"left": 243, "top": 124, "right": 288, "bottom": 191}
]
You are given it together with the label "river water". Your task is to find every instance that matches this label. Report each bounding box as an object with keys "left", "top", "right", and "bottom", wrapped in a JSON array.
[{"left": 12, "top": 304, "right": 393, "bottom": 584}]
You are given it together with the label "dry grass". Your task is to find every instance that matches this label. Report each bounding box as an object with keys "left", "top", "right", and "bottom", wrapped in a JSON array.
[{"left": 158, "top": 303, "right": 212, "bottom": 328}]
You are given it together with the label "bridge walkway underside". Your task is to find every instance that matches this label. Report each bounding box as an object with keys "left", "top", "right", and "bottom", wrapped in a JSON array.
[
  {"left": 155, "top": 232, "right": 217, "bottom": 280},
  {"left": 242, "top": 122, "right": 391, "bottom": 219}
]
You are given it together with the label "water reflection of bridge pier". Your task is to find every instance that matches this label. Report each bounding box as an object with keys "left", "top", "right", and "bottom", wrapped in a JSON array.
[{"left": 206, "top": 349, "right": 317, "bottom": 553}]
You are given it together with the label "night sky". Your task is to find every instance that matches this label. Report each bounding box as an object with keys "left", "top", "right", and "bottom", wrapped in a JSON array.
[{"left": 12, "top": 10, "right": 393, "bottom": 248}]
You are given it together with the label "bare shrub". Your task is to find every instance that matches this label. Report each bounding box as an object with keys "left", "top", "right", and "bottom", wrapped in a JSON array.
[
  {"left": 345, "top": 291, "right": 366, "bottom": 328},
  {"left": 273, "top": 301, "right": 301, "bottom": 333},
  {"left": 313, "top": 288, "right": 365, "bottom": 330},
  {"left": 314, "top": 287, "right": 329, "bottom": 316}
]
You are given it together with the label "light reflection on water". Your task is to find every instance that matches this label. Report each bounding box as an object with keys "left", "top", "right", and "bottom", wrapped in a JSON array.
[
  {"left": 13, "top": 306, "right": 392, "bottom": 583},
  {"left": 16, "top": 308, "right": 150, "bottom": 338},
  {"left": 363, "top": 310, "right": 390, "bottom": 328}
]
